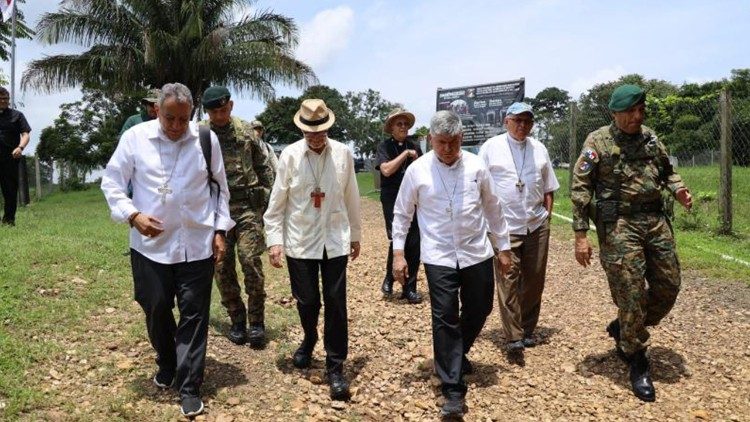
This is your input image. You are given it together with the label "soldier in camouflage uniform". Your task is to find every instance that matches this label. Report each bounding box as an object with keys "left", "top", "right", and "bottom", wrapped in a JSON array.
[
  {"left": 201, "top": 86, "right": 277, "bottom": 348},
  {"left": 570, "top": 84, "right": 693, "bottom": 402}
]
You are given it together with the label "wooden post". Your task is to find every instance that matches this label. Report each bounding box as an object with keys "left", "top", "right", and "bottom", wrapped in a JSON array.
[
  {"left": 35, "top": 155, "right": 42, "bottom": 200},
  {"left": 718, "top": 89, "right": 733, "bottom": 235},
  {"left": 567, "top": 102, "right": 578, "bottom": 192}
]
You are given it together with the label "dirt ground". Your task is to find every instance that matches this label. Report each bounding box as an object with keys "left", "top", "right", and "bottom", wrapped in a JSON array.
[{"left": 28, "top": 199, "right": 750, "bottom": 421}]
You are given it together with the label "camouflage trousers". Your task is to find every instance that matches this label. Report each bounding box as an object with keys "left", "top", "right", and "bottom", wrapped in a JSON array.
[
  {"left": 599, "top": 214, "right": 681, "bottom": 355},
  {"left": 215, "top": 208, "right": 266, "bottom": 325}
]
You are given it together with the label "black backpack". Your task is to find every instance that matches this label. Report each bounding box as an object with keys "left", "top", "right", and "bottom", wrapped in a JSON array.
[{"left": 199, "top": 125, "right": 220, "bottom": 205}]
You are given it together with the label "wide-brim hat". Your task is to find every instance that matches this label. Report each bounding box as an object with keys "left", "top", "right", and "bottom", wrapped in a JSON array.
[
  {"left": 294, "top": 99, "right": 335, "bottom": 132},
  {"left": 384, "top": 108, "right": 416, "bottom": 134}
]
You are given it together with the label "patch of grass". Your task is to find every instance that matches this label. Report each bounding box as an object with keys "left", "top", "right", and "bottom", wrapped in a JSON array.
[
  {"left": 552, "top": 167, "right": 750, "bottom": 283},
  {"left": 356, "top": 172, "right": 380, "bottom": 200}
]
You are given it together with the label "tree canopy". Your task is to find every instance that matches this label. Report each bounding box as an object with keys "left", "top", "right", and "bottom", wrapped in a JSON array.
[{"left": 21, "top": 0, "right": 317, "bottom": 110}]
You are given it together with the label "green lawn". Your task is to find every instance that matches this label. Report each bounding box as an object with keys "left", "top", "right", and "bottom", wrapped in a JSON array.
[{"left": 552, "top": 166, "right": 750, "bottom": 282}]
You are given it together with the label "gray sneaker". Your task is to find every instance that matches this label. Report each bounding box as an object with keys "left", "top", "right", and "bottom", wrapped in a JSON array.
[{"left": 180, "top": 396, "right": 204, "bottom": 417}]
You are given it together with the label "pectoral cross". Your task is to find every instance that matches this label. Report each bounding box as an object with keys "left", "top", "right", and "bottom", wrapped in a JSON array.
[
  {"left": 157, "top": 183, "right": 172, "bottom": 204},
  {"left": 311, "top": 187, "right": 325, "bottom": 208},
  {"left": 515, "top": 179, "right": 525, "bottom": 192}
]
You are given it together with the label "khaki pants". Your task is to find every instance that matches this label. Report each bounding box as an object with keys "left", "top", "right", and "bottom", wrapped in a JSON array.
[{"left": 494, "top": 219, "right": 551, "bottom": 342}]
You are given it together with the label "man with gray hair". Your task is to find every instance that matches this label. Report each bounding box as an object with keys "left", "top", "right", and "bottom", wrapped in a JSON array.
[
  {"left": 102, "top": 82, "right": 234, "bottom": 417},
  {"left": 392, "top": 110, "right": 512, "bottom": 418}
]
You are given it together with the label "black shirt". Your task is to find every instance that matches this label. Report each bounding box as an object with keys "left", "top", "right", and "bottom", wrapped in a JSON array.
[
  {"left": 0, "top": 108, "right": 31, "bottom": 159},
  {"left": 375, "top": 135, "right": 422, "bottom": 193}
]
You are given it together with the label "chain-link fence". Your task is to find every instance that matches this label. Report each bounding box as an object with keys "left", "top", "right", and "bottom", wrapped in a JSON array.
[{"left": 539, "top": 89, "right": 749, "bottom": 238}]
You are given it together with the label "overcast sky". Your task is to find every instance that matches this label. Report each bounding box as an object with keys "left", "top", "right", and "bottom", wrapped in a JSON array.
[{"left": 3, "top": 0, "right": 749, "bottom": 153}]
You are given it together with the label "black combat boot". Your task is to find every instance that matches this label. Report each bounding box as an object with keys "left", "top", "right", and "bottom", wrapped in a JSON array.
[
  {"left": 247, "top": 323, "right": 266, "bottom": 349},
  {"left": 629, "top": 349, "right": 656, "bottom": 402},
  {"left": 227, "top": 320, "right": 247, "bottom": 345},
  {"left": 606, "top": 319, "right": 629, "bottom": 363}
]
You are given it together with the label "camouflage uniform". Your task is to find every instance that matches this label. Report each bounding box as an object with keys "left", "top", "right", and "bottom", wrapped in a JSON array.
[
  {"left": 201, "top": 117, "right": 276, "bottom": 325},
  {"left": 571, "top": 124, "right": 686, "bottom": 355}
]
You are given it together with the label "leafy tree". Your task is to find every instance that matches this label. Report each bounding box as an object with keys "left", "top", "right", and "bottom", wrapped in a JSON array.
[
  {"left": 256, "top": 96, "right": 301, "bottom": 145},
  {"left": 531, "top": 87, "right": 571, "bottom": 161},
  {"left": 0, "top": 0, "right": 34, "bottom": 61},
  {"left": 21, "top": 0, "right": 317, "bottom": 111},
  {"left": 343, "top": 89, "right": 398, "bottom": 157}
]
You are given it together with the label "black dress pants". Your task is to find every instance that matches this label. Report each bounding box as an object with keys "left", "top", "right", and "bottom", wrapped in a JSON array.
[
  {"left": 130, "top": 249, "right": 214, "bottom": 398},
  {"left": 381, "top": 189, "right": 420, "bottom": 293},
  {"left": 0, "top": 158, "right": 19, "bottom": 223},
  {"left": 424, "top": 258, "right": 494, "bottom": 399},
  {"left": 286, "top": 251, "right": 348, "bottom": 373}
]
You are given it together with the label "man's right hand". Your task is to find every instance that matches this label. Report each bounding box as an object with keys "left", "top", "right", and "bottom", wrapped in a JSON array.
[
  {"left": 392, "top": 251, "right": 408, "bottom": 286},
  {"left": 574, "top": 232, "right": 593, "bottom": 267},
  {"left": 268, "top": 245, "right": 284, "bottom": 268},
  {"left": 132, "top": 213, "right": 164, "bottom": 238}
]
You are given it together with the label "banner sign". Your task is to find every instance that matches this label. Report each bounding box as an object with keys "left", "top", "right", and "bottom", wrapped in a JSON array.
[{"left": 436, "top": 79, "right": 525, "bottom": 145}]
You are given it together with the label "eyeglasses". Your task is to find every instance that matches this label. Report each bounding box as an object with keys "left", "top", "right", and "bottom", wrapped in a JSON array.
[
  {"left": 508, "top": 117, "right": 533, "bottom": 125},
  {"left": 0, "top": 97, "right": 9, "bottom": 102},
  {"left": 393, "top": 121, "right": 410, "bottom": 127}
]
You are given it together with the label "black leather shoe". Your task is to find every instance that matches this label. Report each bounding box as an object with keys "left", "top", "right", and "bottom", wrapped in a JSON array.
[
  {"left": 461, "top": 355, "right": 474, "bottom": 375},
  {"left": 401, "top": 290, "right": 423, "bottom": 304},
  {"left": 507, "top": 340, "right": 525, "bottom": 352},
  {"left": 606, "top": 319, "right": 630, "bottom": 363},
  {"left": 629, "top": 350, "right": 656, "bottom": 402},
  {"left": 292, "top": 337, "right": 316, "bottom": 369},
  {"left": 247, "top": 323, "right": 266, "bottom": 348},
  {"left": 327, "top": 371, "right": 350, "bottom": 401},
  {"left": 522, "top": 336, "right": 537, "bottom": 348},
  {"left": 227, "top": 320, "right": 247, "bottom": 345},
  {"left": 440, "top": 396, "right": 465, "bottom": 419},
  {"left": 381, "top": 279, "right": 393, "bottom": 297}
]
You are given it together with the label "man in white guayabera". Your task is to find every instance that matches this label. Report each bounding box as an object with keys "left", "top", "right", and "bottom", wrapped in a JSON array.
[{"left": 101, "top": 82, "right": 234, "bottom": 418}]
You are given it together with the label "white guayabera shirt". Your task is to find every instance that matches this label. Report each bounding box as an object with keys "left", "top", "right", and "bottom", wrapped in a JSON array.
[
  {"left": 392, "top": 151, "right": 511, "bottom": 269},
  {"left": 101, "top": 120, "right": 234, "bottom": 264},
  {"left": 479, "top": 133, "right": 560, "bottom": 235},
  {"left": 263, "top": 138, "right": 362, "bottom": 259}
]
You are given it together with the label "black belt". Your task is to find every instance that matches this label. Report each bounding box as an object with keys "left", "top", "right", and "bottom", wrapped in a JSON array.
[{"left": 618, "top": 200, "right": 662, "bottom": 215}]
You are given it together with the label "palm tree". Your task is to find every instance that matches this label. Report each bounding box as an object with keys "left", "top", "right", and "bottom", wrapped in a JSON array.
[{"left": 21, "top": 0, "right": 317, "bottom": 110}]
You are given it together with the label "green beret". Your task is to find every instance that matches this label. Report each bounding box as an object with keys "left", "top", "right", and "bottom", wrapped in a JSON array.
[
  {"left": 608, "top": 84, "right": 646, "bottom": 112},
  {"left": 202, "top": 86, "right": 231, "bottom": 109}
]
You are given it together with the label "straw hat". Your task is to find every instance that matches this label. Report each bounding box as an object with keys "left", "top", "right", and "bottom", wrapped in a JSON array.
[
  {"left": 293, "top": 99, "right": 335, "bottom": 132},
  {"left": 384, "top": 107, "right": 415, "bottom": 134}
]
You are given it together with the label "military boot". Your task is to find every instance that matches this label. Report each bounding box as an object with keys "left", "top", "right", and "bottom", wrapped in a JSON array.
[
  {"left": 247, "top": 322, "right": 266, "bottom": 349},
  {"left": 629, "top": 349, "right": 655, "bottom": 402},
  {"left": 227, "top": 319, "right": 247, "bottom": 345},
  {"left": 606, "top": 319, "right": 629, "bottom": 363}
]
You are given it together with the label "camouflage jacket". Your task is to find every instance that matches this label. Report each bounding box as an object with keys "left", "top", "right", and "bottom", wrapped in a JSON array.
[
  {"left": 199, "top": 117, "right": 276, "bottom": 211},
  {"left": 570, "top": 124, "right": 686, "bottom": 231}
]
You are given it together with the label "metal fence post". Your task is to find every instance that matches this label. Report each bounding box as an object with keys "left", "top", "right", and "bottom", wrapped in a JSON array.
[
  {"left": 567, "top": 102, "right": 578, "bottom": 192},
  {"left": 35, "top": 155, "right": 42, "bottom": 200},
  {"left": 718, "top": 89, "right": 733, "bottom": 235}
]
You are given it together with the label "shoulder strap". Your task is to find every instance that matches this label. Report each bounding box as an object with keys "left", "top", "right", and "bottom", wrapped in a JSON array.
[{"left": 199, "top": 125, "right": 220, "bottom": 205}]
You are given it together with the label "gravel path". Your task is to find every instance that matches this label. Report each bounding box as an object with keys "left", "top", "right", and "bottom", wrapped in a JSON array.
[{"left": 30, "top": 198, "right": 750, "bottom": 421}]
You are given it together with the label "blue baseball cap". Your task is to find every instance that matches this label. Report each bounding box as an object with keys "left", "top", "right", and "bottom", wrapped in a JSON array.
[{"left": 506, "top": 102, "right": 534, "bottom": 117}]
